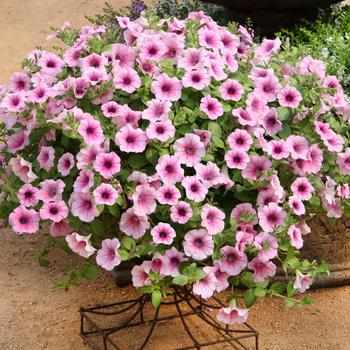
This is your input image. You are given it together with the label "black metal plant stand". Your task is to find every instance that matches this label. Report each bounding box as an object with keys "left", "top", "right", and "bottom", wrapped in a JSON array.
[{"left": 80, "top": 287, "right": 259, "bottom": 350}]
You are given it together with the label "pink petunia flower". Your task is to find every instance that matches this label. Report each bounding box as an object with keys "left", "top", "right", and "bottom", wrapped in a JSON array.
[
  {"left": 235, "top": 230, "right": 254, "bottom": 256},
  {"left": 178, "top": 48, "right": 207, "bottom": 71},
  {"left": 101, "top": 101, "right": 121, "bottom": 118},
  {"left": 73, "top": 169, "right": 94, "bottom": 193},
  {"left": 80, "top": 53, "right": 107, "bottom": 73},
  {"left": 50, "top": 220, "right": 72, "bottom": 237},
  {"left": 201, "top": 204, "right": 225, "bottom": 235},
  {"left": 323, "top": 131, "right": 344, "bottom": 153},
  {"left": 17, "top": 184, "right": 39, "bottom": 207},
  {"left": 286, "top": 135, "right": 309, "bottom": 160},
  {"left": 192, "top": 266, "right": 218, "bottom": 300},
  {"left": 146, "top": 119, "right": 175, "bottom": 142},
  {"left": 291, "top": 177, "right": 314, "bottom": 201},
  {"left": 142, "top": 99, "right": 172, "bottom": 122},
  {"left": 278, "top": 85, "right": 302, "bottom": 108},
  {"left": 199, "top": 28, "right": 221, "bottom": 49},
  {"left": 57, "top": 153, "right": 75, "bottom": 176},
  {"left": 248, "top": 257, "right": 276, "bottom": 282},
  {"left": 132, "top": 184, "right": 157, "bottom": 216},
  {"left": 9, "top": 206, "right": 40, "bottom": 234},
  {"left": 261, "top": 108, "right": 282, "bottom": 136},
  {"left": 7, "top": 130, "right": 30, "bottom": 154},
  {"left": 115, "top": 125, "right": 147, "bottom": 153},
  {"left": 225, "top": 149, "right": 249, "bottom": 170},
  {"left": 227, "top": 129, "right": 252, "bottom": 152},
  {"left": 294, "top": 271, "right": 313, "bottom": 293},
  {"left": 246, "top": 92, "right": 268, "bottom": 117},
  {"left": 254, "top": 75, "right": 280, "bottom": 102},
  {"left": 1, "top": 92, "right": 26, "bottom": 112},
  {"left": 242, "top": 156, "right": 272, "bottom": 180},
  {"left": 254, "top": 232, "right": 278, "bottom": 262},
  {"left": 182, "top": 176, "right": 208, "bottom": 202},
  {"left": 113, "top": 68, "right": 141, "bottom": 93},
  {"left": 288, "top": 196, "right": 305, "bottom": 216},
  {"left": 257, "top": 188, "right": 280, "bottom": 208},
  {"left": 93, "top": 183, "right": 119, "bottom": 205},
  {"left": 119, "top": 207, "right": 150, "bottom": 239},
  {"left": 151, "top": 222, "right": 176, "bottom": 245},
  {"left": 38, "top": 179, "right": 65, "bottom": 203},
  {"left": 200, "top": 96, "right": 223, "bottom": 120},
  {"left": 232, "top": 108, "right": 258, "bottom": 127},
  {"left": 160, "top": 247, "right": 185, "bottom": 277},
  {"left": 151, "top": 73, "right": 182, "bottom": 101},
  {"left": 337, "top": 148, "right": 350, "bottom": 175},
  {"left": 96, "top": 238, "right": 121, "bottom": 271},
  {"left": 183, "top": 229, "right": 214, "bottom": 261},
  {"left": 110, "top": 43, "right": 136, "bottom": 68},
  {"left": 65, "top": 232, "right": 96, "bottom": 258},
  {"left": 170, "top": 201, "right": 193, "bottom": 224},
  {"left": 39, "top": 201, "right": 69, "bottom": 222},
  {"left": 220, "top": 79, "right": 243, "bottom": 101},
  {"left": 194, "top": 161, "right": 222, "bottom": 187},
  {"left": 182, "top": 70, "right": 211, "bottom": 90},
  {"left": 139, "top": 38, "right": 165, "bottom": 61},
  {"left": 156, "top": 155, "right": 184, "bottom": 184},
  {"left": 9, "top": 72, "right": 30, "bottom": 92},
  {"left": 77, "top": 117, "right": 104, "bottom": 145},
  {"left": 287, "top": 225, "right": 304, "bottom": 249},
  {"left": 38, "top": 52, "right": 64, "bottom": 76},
  {"left": 94, "top": 152, "right": 121, "bottom": 179},
  {"left": 76, "top": 144, "right": 103, "bottom": 169},
  {"left": 70, "top": 192, "right": 99, "bottom": 222},
  {"left": 219, "top": 245, "right": 248, "bottom": 276},
  {"left": 258, "top": 202, "right": 286, "bottom": 232},
  {"left": 173, "top": 134, "right": 205, "bottom": 167},
  {"left": 156, "top": 184, "right": 181, "bottom": 205},
  {"left": 231, "top": 203, "right": 257, "bottom": 225},
  {"left": 217, "top": 306, "right": 249, "bottom": 325},
  {"left": 37, "top": 146, "right": 55, "bottom": 172},
  {"left": 265, "top": 140, "right": 289, "bottom": 160},
  {"left": 131, "top": 261, "right": 152, "bottom": 288}
]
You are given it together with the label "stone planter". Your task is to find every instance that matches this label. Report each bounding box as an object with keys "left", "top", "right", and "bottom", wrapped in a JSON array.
[
  {"left": 302, "top": 215, "right": 350, "bottom": 288},
  {"left": 200, "top": 0, "right": 342, "bottom": 35}
]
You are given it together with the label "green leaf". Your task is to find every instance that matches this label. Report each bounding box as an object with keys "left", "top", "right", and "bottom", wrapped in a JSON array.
[
  {"left": 121, "top": 236, "right": 136, "bottom": 251},
  {"left": 172, "top": 274, "right": 189, "bottom": 286},
  {"left": 108, "top": 204, "right": 120, "bottom": 217},
  {"left": 208, "top": 121, "right": 222, "bottom": 138},
  {"left": 151, "top": 290, "right": 162, "bottom": 308},
  {"left": 187, "top": 269, "right": 206, "bottom": 281},
  {"left": 91, "top": 219, "right": 104, "bottom": 236},
  {"left": 37, "top": 254, "right": 50, "bottom": 267},
  {"left": 244, "top": 289, "right": 256, "bottom": 308},
  {"left": 254, "top": 286, "right": 266, "bottom": 297},
  {"left": 287, "top": 281, "right": 295, "bottom": 297},
  {"left": 277, "top": 106, "right": 290, "bottom": 121},
  {"left": 82, "top": 264, "right": 99, "bottom": 281},
  {"left": 119, "top": 249, "right": 129, "bottom": 261},
  {"left": 309, "top": 195, "right": 321, "bottom": 209},
  {"left": 127, "top": 154, "right": 149, "bottom": 169},
  {"left": 270, "top": 282, "right": 287, "bottom": 295},
  {"left": 279, "top": 124, "right": 292, "bottom": 138},
  {"left": 240, "top": 272, "right": 255, "bottom": 288}
]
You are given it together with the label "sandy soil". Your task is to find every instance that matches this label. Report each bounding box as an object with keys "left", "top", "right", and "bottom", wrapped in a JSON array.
[
  {"left": 0, "top": 0, "right": 135, "bottom": 82},
  {"left": 0, "top": 1, "right": 350, "bottom": 349}
]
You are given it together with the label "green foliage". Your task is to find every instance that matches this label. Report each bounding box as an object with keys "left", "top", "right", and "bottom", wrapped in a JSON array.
[{"left": 277, "top": 4, "right": 350, "bottom": 93}]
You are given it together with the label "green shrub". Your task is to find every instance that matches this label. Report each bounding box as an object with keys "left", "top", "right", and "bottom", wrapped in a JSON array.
[{"left": 277, "top": 4, "right": 350, "bottom": 92}]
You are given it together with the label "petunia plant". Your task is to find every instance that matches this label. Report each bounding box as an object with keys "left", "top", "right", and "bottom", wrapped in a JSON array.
[{"left": 0, "top": 10, "right": 348, "bottom": 323}]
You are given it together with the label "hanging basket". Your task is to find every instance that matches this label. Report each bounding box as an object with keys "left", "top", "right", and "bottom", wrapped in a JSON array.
[{"left": 80, "top": 287, "right": 259, "bottom": 350}]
